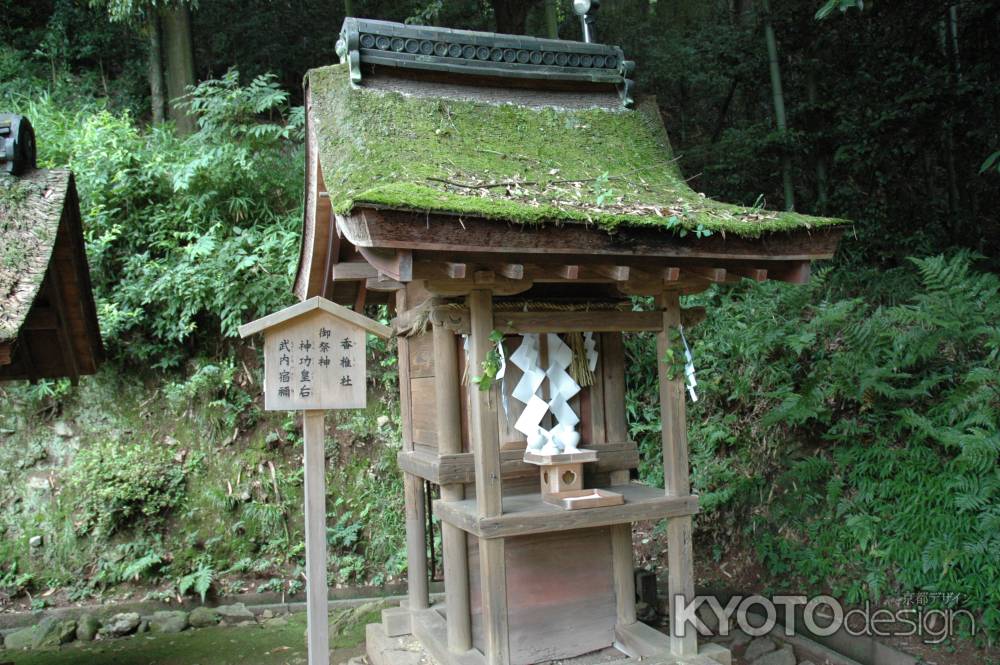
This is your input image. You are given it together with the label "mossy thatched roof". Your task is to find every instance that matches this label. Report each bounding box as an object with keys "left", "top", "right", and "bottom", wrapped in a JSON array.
[
  {"left": 0, "top": 169, "right": 67, "bottom": 343},
  {"left": 307, "top": 64, "right": 844, "bottom": 238}
]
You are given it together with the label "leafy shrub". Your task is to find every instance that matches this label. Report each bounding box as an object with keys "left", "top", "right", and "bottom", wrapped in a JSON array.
[
  {"left": 69, "top": 437, "right": 188, "bottom": 537},
  {"left": 4, "top": 66, "right": 304, "bottom": 368},
  {"left": 626, "top": 252, "right": 999, "bottom": 639}
]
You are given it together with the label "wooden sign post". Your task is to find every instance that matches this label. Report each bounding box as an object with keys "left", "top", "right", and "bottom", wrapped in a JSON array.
[{"left": 240, "top": 297, "right": 391, "bottom": 665}]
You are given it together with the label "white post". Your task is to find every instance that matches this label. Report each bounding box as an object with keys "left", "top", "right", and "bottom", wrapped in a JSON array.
[{"left": 303, "top": 410, "right": 330, "bottom": 665}]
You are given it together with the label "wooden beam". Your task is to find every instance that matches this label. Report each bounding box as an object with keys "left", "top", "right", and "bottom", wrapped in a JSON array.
[
  {"left": 398, "top": 444, "right": 639, "bottom": 486},
  {"left": 558, "top": 264, "right": 580, "bottom": 280},
  {"left": 330, "top": 262, "right": 379, "bottom": 281},
  {"left": 667, "top": 516, "right": 698, "bottom": 657},
  {"left": 433, "top": 486, "right": 700, "bottom": 539},
  {"left": 664, "top": 267, "right": 681, "bottom": 282},
  {"left": 729, "top": 267, "right": 768, "bottom": 282},
  {"left": 353, "top": 283, "right": 367, "bottom": 311},
  {"left": 356, "top": 246, "right": 413, "bottom": 281},
  {"left": 0, "top": 343, "right": 11, "bottom": 366},
  {"left": 493, "top": 310, "right": 662, "bottom": 334},
  {"left": 591, "top": 265, "right": 630, "bottom": 281},
  {"left": 424, "top": 278, "right": 532, "bottom": 297},
  {"left": 473, "top": 270, "right": 495, "bottom": 285},
  {"left": 340, "top": 208, "right": 843, "bottom": 261},
  {"left": 446, "top": 262, "right": 468, "bottom": 279},
  {"left": 769, "top": 261, "right": 811, "bottom": 284},
  {"left": 685, "top": 266, "right": 726, "bottom": 283},
  {"left": 365, "top": 277, "right": 404, "bottom": 292},
  {"left": 498, "top": 263, "right": 524, "bottom": 280}
]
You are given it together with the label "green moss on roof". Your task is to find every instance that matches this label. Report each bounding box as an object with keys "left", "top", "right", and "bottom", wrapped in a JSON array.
[
  {"left": 0, "top": 169, "right": 67, "bottom": 343},
  {"left": 306, "top": 64, "right": 844, "bottom": 238}
]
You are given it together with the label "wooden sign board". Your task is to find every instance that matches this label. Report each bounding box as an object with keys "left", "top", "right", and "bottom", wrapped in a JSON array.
[
  {"left": 263, "top": 310, "right": 366, "bottom": 410},
  {"left": 239, "top": 296, "right": 392, "bottom": 411}
]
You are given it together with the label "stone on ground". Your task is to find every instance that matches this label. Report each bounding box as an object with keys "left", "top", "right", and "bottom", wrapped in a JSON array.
[
  {"left": 100, "top": 612, "right": 141, "bottom": 637},
  {"left": 189, "top": 606, "right": 222, "bottom": 628},
  {"left": 4, "top": 625, "right": 36, "bottom": 650},
  {"left": 750, "top": 644, "right": 796, "bottom": 665},
  {"left": 33, "top": 617, "right": 78, "bottom": 648},
  {"left": 729, "top": 629, "right": 751, "bottom": 650},
  {"left": 744, "top": 636, "right": 777, "bottom": 661},
  {"left": 76, "top": 613, "right": 101, "bottom": 641},
  {"left": 216, "top": 602, "right": 256, "bottom": 625},
  {"left": 149, "top": 610, "right": 190, "bottom": 634}
]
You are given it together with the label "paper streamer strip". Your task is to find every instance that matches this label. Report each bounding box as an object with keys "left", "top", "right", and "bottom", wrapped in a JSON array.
[
  {"left": 545, "top": 333, "right": 581, "bottom": 427},
  {"left": 584, "top": 332, "right": 599, "bottom": 372},
  {"left": 679, "top": 324, "right": 698, "bottom": 402}
]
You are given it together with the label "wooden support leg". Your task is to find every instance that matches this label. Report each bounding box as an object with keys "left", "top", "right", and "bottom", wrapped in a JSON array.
[
  {"left": 404, "top": 472, "right": 429, "bottom": 611},
  {"left": 303, "top": 411, "right": 330, "bottom": 665},
  {"left": 442, "top": 521, "right": 472, "bottom": 652},
  {"left": 433, "top": 321, "right": 473, "bottom": 652},
  {"left": 467, "top": 290, "right": 508, "bottom": 665},
  {"left": 667, "top": 516, "right": 697, "bottom": 657},
  {"left": 478, "top": 537, "right": 510, "bottom": 665},
  {"left": 657, "top": 291, "right": 698, "bottom": 657},
  {"left": 611, "top": 523, "right": 637, "bottom": 626}
]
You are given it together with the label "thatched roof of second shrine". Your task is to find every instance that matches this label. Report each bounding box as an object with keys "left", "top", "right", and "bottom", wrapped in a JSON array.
[
  {"left": 0, "top": 169, "right": 67, "bottom": 343},
  {"left": 306, "top": 63, "right": 845, "bottom": 239}
]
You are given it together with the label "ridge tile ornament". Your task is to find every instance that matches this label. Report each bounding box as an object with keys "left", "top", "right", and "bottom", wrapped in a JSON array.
[{"left": 336, "top": 18, "right": 636, "bottom": 107}]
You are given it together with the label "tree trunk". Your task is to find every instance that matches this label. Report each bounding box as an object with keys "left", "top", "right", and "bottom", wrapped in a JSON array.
[
  {"left": 161, "top": 3, "right": 197, "bottom": 136},
  {"left": 762, "top": 0, "right": 795, "bottom": 211},
  {"left": 491, "top": 0, "right": 542, "bottom": 35},
  {"left": 806, "top": 69, "right": 828, "bottom": 213},
  {"left": 147, "top": 12, "right": 165, "bottom": 125},
  {"left": 544, "top": 0, "right": 559, "bottom": 39},
  {"left": 344, "top": 0, "right": 354, "bottom": 16},
  {"left": 943, "top": 4, "right": 961, "bottom": 241}
]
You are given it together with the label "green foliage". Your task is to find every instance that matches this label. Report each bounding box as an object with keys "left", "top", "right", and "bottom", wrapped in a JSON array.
[
  {"left": 815, "top": 0, "right": 865, "bottom": 20},
  {"left": 3, "top": 64, "right": 303, "bottom": 367},
  {"left": 68, "top": 436, "right": 188, "bottom": 537},
  {"left": 626, "top": 253, "right": 1000, "bottom": 640},
  {"left": 177, "top": 559, "right": 215, "bottom": 603},
  {"left": 472, "top": 330, "right": 505, "bottom": 392}
]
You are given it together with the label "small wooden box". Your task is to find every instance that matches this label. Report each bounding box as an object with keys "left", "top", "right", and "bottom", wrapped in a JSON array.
[{"left": 543, "top": 488, "right": 624, "bottom": 511}]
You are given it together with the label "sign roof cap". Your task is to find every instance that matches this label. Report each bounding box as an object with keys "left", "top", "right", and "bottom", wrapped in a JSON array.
[{"left": 238, "top": 296, "right": 392, "bottom": 339}]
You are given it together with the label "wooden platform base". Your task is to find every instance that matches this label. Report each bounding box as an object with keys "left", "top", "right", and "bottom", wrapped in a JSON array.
[{"left": 365, "top": 610, "right": 730, "bottom": 665}]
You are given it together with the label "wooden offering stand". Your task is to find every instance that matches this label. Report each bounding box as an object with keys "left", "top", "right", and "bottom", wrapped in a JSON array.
[{"left": 524, "top": 449, "right": 624, "bottom": 510}]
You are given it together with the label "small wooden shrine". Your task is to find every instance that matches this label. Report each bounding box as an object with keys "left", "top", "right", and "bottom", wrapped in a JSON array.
[
  {"left": 296, "top": 18, "right": 843, "bottom": 665},
  {"left": 1, "top": 115, "right": 103, "bottom": 382}
]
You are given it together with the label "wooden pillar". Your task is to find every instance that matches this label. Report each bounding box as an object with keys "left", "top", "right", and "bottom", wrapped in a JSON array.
[
  {"left": 657, "top": 291, "right": 697, "bottom": 657},
  {"left": 398, "top": 289, "right": 429, "bottom": 611},
  {"left": 404, "top": 473, "right": 429, "bottom": 610},
  {"left": 468, "top": 290, "right": 509, "bottom": 665},
  {"left": 611, "top": 523, "right": 637, "bottom": 626},
  {"left": 602, "top": 332, "right": 628, "bottom": 443},
  {"left": 434, "top": 322, "right": 472, "bottom": 652},
  {"left": 303, "top": 411, "right": 330, "bottom": 665}
]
